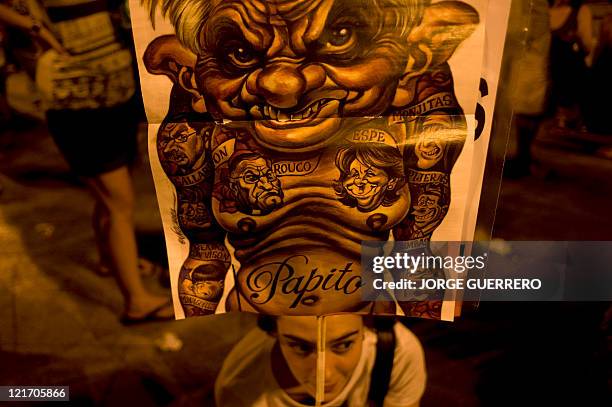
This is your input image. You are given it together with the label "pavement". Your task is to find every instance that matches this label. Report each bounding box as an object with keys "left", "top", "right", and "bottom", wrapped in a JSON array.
[
  {"left": 0, "top": 120, "right": 256, "bottom": 405},
  {"left": 0, "top": 118, "right": 610, "bottom": 406}
]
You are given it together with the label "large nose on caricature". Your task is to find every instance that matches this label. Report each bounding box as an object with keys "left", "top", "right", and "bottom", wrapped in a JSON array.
[
  {"left": 256, "top": 63, "right": 306, "bottom": 109},
  {"left": 163, "top": 139, "right": 176, "bottom": 154},
  {"left": 257, "top": 180, "right": 271, "bottom": 191}
]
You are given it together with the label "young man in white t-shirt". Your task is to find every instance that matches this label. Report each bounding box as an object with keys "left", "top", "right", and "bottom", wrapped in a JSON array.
[{"left": 215, "top": 315, "right": 426, "bottom": 406}]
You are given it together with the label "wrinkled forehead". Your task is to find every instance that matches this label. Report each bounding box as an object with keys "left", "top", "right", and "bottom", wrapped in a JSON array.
[
  {"left": 166, "top": 0, "right": 425, "bottom": 55},
  {"left": 198, "top": 0, "right": 335, "bottom": 54},
  {"left": 420, "top": 193, "right": 440, "bottom": 201},
  {"left": 350, "top": 159, "right": 371, "bottom": 171},
  {"left": 211, "top": 0, "right": 329, "bottom": 22},
  {"left": 162, "top": 121, "right": 192, "bottom": 136},
  {"left": 205, "top": 0, "right": 417, "bottom": 32}
]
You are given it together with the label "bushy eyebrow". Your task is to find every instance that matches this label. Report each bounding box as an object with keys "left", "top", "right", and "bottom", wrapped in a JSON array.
[
  {"left": 282, "top": 335, "right": 316, "bottom": 349},
  {"left": 326, "top": 1, "right": 368, "bottom": 25},
  {"left": 241, "top": 165, "right": 268, "bottom": 172},
  {"left": 179, "top": 130, "right": 198, "bottom": 136},
  {"left": 205, "top": 20, "right": 257, "bottom": 50},
  {"left": 329, "top": 330, "right": 360, "bottom": 344},
  {"left": 203, "top": 5, "right": 271, "bottom": 52}
]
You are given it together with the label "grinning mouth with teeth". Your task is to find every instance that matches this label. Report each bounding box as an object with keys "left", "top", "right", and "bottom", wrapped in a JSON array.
[
  {"left": 421, "top": 146, "right": 441, "bottom": 157},
  {"left": 415, "top": 210, "right": 436, "bottom": 222},
  {"left": 258, "top": 99, "right": 335, "bottom": 123}
]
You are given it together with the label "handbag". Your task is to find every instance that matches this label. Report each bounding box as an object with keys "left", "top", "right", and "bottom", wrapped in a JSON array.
[
  {"left": 30, "top": 0, "right": 135, "bottom": 110},
  {"left": 35, "top": 45, "right": 135, "bottom": 110}
]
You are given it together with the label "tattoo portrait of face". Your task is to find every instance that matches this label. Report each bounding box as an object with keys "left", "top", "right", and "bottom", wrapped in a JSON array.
[
  {"left": 144, "top": 0, "right": 480, "bottom": 318},
  {"left": 180, "top": 201, "right": 211, "bottom": 227},
  {"left": 415, "top": 130, "right": 445, "bottom": 170},
  {"left": 334, "top": 143, "right": 404, "bottom": 212},
  {"left": 413, "top": 185, "right": 447, "bottom": 235},
  {"left": 228, "top": 152, "right": 284, "bottom": 215},
  {"left": 158, "top": 118, "right": 208, "bottom": 175},
  {"left": 180, "top": 262, "right": 227, "bottom": 316}
]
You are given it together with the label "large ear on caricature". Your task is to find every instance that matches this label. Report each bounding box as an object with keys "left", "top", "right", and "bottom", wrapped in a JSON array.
[
  {"left": 393, "top": 1, "right": 479, "bottom": 106},
  {"left": 409, "top": 1, "right": 480, "bottom": 69},
  {"left": 144, "top": 35, "right": 206, "bottom": 113}
]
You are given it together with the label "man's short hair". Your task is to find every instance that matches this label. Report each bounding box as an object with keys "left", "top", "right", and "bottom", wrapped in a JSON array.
[
  {"left": 163, "top": 112, "right": 210, "bottom": 133},
  {"left": 228, "top": 151, "right": 270, "bottom": 177}
]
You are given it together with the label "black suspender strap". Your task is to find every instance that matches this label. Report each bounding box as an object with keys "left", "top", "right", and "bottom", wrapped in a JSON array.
[{"left": 368, "top": 319, "right": 397, "bottom": 407}]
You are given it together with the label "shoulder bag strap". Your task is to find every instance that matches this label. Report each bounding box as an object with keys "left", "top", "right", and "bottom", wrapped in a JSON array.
[{"left": 368, "top": 319, "right": 396, "bottom": 407}]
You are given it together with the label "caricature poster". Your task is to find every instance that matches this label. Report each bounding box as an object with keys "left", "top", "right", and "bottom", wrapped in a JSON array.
[{"left": 128, "top": 0, "right": 511, "bottom": 321}]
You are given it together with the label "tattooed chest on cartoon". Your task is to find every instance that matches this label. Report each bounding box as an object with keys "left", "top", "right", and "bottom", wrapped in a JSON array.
[{"left": 203, "top": 122, "right": 413, "bottom": 235}]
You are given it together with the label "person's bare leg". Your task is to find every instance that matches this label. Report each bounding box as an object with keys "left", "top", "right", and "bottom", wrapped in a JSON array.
[
  {"left": 84, "top": 166, "right": 173, "bottom": 319},
  {"left": 93, "top": 202, "right": 156, "bottom": 277},
  {"left": 93, "top": 201, "right": 112, "bottom": 275}
]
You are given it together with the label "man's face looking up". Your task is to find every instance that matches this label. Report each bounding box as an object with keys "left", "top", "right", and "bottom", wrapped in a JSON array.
[
  {"left": 276, "top": 315, "right": 364, "bottom": 403},
  {"left": 196, "top": 0, "right": 414, "bottom": 151}
]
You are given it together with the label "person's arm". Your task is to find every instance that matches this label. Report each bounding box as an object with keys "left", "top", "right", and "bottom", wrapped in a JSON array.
[
  {"left": 157, "top": 120, "right": 230, "bottom": 317},
  {"left": 0, "top": 3, "right": 66, "bottom": 54},
  {"left": 392, "top": 64, "right": 467, "bottom": 319}
]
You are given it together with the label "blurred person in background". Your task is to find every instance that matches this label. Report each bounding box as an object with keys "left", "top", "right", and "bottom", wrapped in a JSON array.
[
  {"left": 505, "top": 0, "right": 552, "bottom": 178},
  {"left": 584, "top": 12, "right": 612, "bottom": 138},
  {"left": 0, "top": 0, "right": 173, "bottom": 323},
  {"left": 548, "top": 0, "right": 594, "bottom": 129},
  {"left": 0, "top": 25, "right": 10, "bottom": 126},
  {"left": 215, "top": 315, "right": 426, "bottom": 407}
]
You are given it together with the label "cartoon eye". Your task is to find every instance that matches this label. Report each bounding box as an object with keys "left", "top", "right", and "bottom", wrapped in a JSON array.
[
  {"left": 243, "top": 172, "right": 260, "bottom": 184},
  {"left": 226, "top": 43, "right": 260, "bottom": 69},
  {"left": 265, "top": 171, "right": 277, "bottom": 181},
  {"left": 329, "top": 26, "right": 353, "bottom": 47},
  {"left": 176, "top": 133, "right": 190, "bottom": 143},
  {"left": 320, "top": 22, "right": 360, "bottom": 54}
]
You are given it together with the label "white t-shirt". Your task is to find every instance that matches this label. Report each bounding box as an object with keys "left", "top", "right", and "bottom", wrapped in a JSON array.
[{"left": 215, "top": 323, "right": 426, "bottom": 407}]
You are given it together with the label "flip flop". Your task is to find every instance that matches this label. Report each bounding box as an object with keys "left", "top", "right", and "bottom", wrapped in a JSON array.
[
  {"left": 95, "top": 262, "right": 113, "bottom": 277},
  {"left": 138, "top": 258, "right": 162, "bottom": 277},
  {"left": 95, "top": 258, "right": 163, "bottom": 277},
  {"left": 120, "top": 301, "right": 175, "bottom": 326}
]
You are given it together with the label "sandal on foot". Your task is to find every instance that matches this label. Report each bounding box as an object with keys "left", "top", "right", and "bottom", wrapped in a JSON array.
[
  {"left": 138, "top": 258, "right": 163, "bottom": 277},
  {"left": 120, "top": 301, "right": 175, "bottom": 326},
  {"left": 95, "top": 263, "right": 113, "bottom": 277},
  {"left": 96, "top": 258, "right": 160, "bottom": 277}
]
